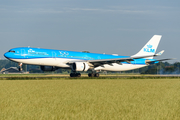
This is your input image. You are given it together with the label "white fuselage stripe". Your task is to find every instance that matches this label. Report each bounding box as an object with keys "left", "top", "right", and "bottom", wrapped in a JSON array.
[{"left": 10, "top": 58, "right": 147, "bottom": 71}]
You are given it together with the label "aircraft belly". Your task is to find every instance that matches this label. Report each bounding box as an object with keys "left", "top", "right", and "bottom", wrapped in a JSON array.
[{"left": 95, "top": 63, "right": 146, "bottom": 71}]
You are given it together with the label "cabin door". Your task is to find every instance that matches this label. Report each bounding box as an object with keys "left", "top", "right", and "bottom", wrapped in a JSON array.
[
  {"left": 52, "top": 52, "right": 56, "bottom": 60},
  {"left": 21, "top": 49, "right": 26, "bottom": 58}
]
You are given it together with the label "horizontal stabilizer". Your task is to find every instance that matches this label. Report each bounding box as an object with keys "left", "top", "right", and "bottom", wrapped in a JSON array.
[
  {"left": 146, "top": 58, "right": 176, "bottom": 64},
  {"left": 156, "top": 58, "right": 176, "bottom": 62},
  {"left": 154, "top": 50, "right": 164, "bottom": 56}
]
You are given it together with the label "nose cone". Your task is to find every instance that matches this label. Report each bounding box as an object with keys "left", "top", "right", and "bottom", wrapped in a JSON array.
[{"left": 4, "top": 52, "right": 11, "bottom": 59}]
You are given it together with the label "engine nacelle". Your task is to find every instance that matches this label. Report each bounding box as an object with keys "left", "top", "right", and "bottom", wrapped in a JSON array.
[
  {"left": 40, "top": 66, "right": 58, "bottom": 71},
  {"left": 72, "top": 62, "right": 90, "bottom": 71}
]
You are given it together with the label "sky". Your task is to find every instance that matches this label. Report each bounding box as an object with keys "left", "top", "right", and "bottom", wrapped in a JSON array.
[{"left": 0, "top": 0, "right": 180, "bottom": 63}]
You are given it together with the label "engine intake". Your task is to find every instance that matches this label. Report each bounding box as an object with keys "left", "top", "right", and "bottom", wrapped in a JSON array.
[{"left": 72, "top": 62, "right": 90, "bottom": 71}]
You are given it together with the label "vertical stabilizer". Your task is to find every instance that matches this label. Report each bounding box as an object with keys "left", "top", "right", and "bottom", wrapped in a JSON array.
[{"left": 131, "top": 35, "right": 162, "bottom": 59}]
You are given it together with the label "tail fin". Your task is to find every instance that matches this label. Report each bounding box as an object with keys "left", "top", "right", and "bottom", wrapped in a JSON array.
[{"left": 131, "top": 35, "right": 162, "bottom": 59}]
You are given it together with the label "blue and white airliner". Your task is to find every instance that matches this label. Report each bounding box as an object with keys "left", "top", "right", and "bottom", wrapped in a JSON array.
[{"left": 4, "top": 35, "right": 171, "bottom": 77}]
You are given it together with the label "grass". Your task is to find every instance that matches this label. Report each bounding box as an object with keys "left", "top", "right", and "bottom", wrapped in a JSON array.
[
  {"left": 1, "top": 73, "right": 180, "bottom": 80},
  {"left": 0, "top": 78, "right": 180, "bottom": 120}
]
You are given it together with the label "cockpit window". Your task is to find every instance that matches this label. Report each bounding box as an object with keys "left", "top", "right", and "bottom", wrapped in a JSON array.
[{"left": 9, "top": 50, "right": 15, "bottom": 53}]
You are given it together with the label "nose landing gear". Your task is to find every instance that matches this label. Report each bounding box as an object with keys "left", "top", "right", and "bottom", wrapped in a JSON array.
[{"left": 18, "top": 63, "right": 23, "bottom": 71}]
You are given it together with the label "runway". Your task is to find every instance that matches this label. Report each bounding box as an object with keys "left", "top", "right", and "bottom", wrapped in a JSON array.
[{"left": 1, "top": 74, "right": 180, "bottom": 80}]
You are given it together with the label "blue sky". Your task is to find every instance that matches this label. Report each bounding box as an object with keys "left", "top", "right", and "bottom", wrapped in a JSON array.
[{"left": 0, "top": 0, "right": 180, "bottom": 62}]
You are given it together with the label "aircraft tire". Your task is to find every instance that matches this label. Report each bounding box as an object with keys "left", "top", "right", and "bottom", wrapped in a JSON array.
[
  {"left": 70, "top": 73, "right": 81, "bottom": 77},
  {"left": 76, "top": 73, "right": 81, "bottom": 77},
  {"left": 88, "top": 73, "right": 95, "bottom": 77},
  {"left": 19, "top": 67, "right": 23, "bottom": 71},
  {"left": 88, "top": 73, "right": 99, "bottom": 77},
  {"left": 95, "top": 73, "right": 99, "bottom": 77},
  {"left": 88, "top": 73, "right": 91, "bottom": 77},
  {"left": 70, "top": 73, "right": 74, "bottom": 77}
]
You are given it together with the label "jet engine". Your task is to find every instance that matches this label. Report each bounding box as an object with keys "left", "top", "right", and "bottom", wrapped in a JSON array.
[
  {"left": 72, "top": 62, "right": 90, "bottom": 71},
  {"left": 40, "top": 66, "right": 59, "bottom": 71}
]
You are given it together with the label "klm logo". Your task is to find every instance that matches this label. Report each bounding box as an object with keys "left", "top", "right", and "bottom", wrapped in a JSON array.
[{"left": 144, "top": 44, "right": 155, "bottom": 53}]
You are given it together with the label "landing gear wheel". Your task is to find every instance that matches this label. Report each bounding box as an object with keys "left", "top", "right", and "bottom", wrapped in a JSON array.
[
  {"left": 76, "top": 73, "right": 81, "bottom": 77},
  {"left": 18, "top": 67, "right": 23, "bottom": 71},
  {"left": 95, "top": 73, "right": 99, "bottom": 77},
  {"left": 70, "top": 73, "right": 81, "bottom": 77},
  {"left": 70, "top": 73, "right": 74, "bottom": 77},
  {"left": 18, "top": 63, "right": 23, "bottom": 71},
  {"left": 88, "top": 73, "right": 99, "bottom": 77},
  {"left": 88, "top": 73, "right": 94, "bottom": 77},
  {"left": 88, "top": 73, "right": 91, "bottom": 77}
]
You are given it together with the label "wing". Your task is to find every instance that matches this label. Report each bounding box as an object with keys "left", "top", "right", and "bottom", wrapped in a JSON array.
[
  {"left": 67, "top": 50, "right": 165, "bottom": 67},
  {"left": 88, "top": 51, "right": 164, "bottom": 67},
  {"left": 87, "top": 57, "right": 134, "bottom": 67}
]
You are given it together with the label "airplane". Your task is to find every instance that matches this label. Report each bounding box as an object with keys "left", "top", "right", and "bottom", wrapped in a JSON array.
[{"left": 4, "top": 35, "right": 172, "bottom": 77}]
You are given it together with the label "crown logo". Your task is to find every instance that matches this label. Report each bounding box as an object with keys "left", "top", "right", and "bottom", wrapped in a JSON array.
[
  {"left": 147, "top": 44, "right": 152, "bottom": 48},
  {"left": 28, "top": 49, "right": 35, "bottom": 53}
]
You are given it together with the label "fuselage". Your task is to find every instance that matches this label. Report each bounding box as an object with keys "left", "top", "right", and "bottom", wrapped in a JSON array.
[{"left": 4, "top": 47, "right": 158, "bottom": 71}]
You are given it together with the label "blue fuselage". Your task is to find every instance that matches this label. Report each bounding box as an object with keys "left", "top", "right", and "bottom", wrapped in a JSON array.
[{"left": 4, "top": 47, "right": 158, "bottom": 71}]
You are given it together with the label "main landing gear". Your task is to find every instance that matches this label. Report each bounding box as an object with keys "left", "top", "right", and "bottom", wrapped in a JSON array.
[
  {"left": 70, "top": 73, "right": 81, "bottom": 77},
  {"left": 69, "top": 72, "right": 99, "bottom": 77},
  {"left": 88, "top": 73, "right": 99, "bottom": 77}
]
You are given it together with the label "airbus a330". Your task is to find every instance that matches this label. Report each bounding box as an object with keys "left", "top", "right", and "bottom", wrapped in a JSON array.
[{"left": 4, "top": 35, "right": 172, "bottom": 77}]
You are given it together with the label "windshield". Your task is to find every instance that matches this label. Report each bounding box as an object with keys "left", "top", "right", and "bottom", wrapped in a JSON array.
[{"left": 8, "top": 50, "right": 15, "bottom": 53}]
